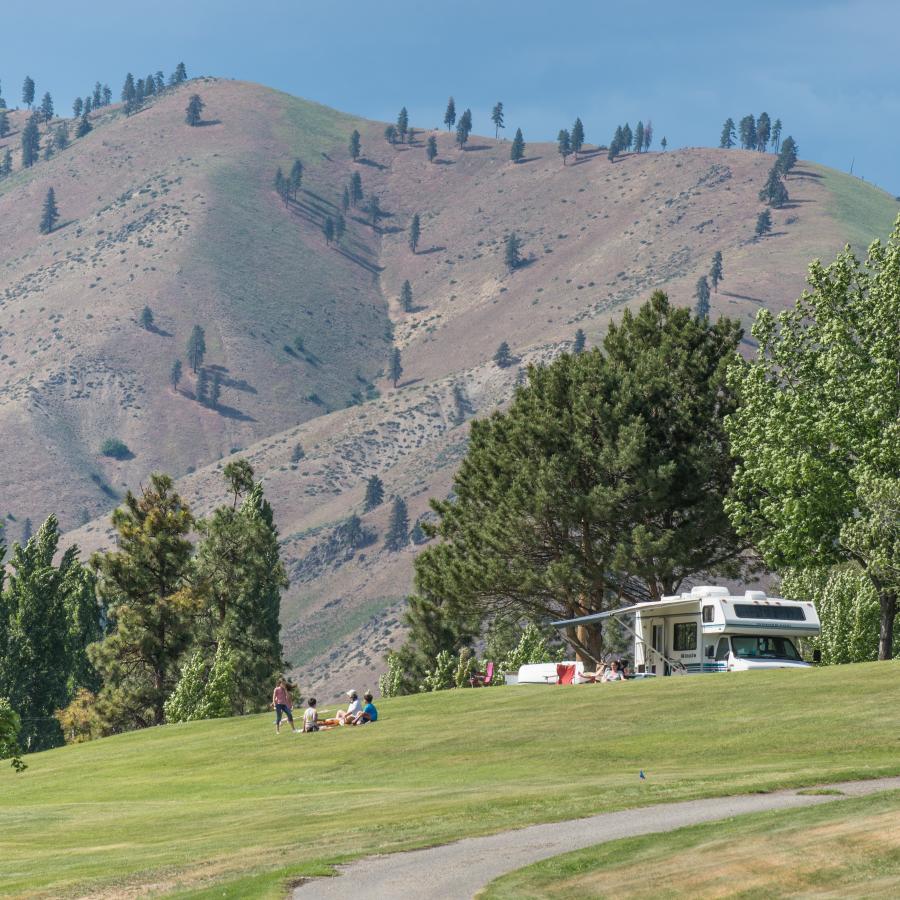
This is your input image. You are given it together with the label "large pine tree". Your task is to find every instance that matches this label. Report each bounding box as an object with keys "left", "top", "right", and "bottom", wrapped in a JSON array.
[
  {"left": 443, "top": 96, "right": 456, "bottom": 131},
  {"left": 39, "top": 188, "right": 59, "bottom": 234},
  {"left": 695, "top": 276, "right": 711, "bottom": 319},
  {"left": 719, "top": 118, "right": 736, "bottom": 148},
  {"left": 426, "top": 134, "right": 438, "bottom": 163},
  {"left": 557, "top": 129, "right": 571, "bottom": 165},
  {"left": 400, "top": 279, "right": 414, "bottom": 312},
  {"left": 571, "top": 117, "right": 585, "bottom": 158},
  {"left": 384, "top": 497, "right": 410, "bottom": 551},
  {"left": 22, "top": 76, "right": 35, "bottom": 109},
  {"left": 389, "top": 346, "right": 403, "bottom": 388},
  {"left": 510, "top": 128, "right": 525, "bottom": 162},
  {"left": 349, "top": 129, "right": 361, "bottom": 161},
  {"left": 187, "top": 325, "right": 206, "bottom": 372},
  {"left": 709, "top": 250, "right": 724, "bottom": 293},
  {"left": 21, "top": 115, "right": 40, "bottom": 167},
  {"left": 504, "top": 232, "right": 522, "bottom": 271},
  {"left": 364, "top": 475, "right": 385, "bottom": 511}
]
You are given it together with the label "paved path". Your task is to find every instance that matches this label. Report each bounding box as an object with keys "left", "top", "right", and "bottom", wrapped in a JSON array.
[{"left": 293, "top": 776, "right": 900, "bottom": 900}]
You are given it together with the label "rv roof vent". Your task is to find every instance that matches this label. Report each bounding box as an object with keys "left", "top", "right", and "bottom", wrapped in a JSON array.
[
  {"left": 744, "top": 590, "right": 767, "bottom": 601},
  {"left": 690, "top": 585, "right": 729, "bottom": 598}
]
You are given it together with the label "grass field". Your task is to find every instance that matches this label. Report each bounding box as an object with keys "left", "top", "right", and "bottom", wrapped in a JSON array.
[
  {"left": 480, "top": 789, "right": 900, "bottom": 899},
  {"left": 2, "top": 662, "right": 899, "bottom": 898}
]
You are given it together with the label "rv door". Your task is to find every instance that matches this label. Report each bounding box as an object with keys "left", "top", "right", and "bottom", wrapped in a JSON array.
[{"left": 650, "top": 620, "right": 668, "bottom": 676}]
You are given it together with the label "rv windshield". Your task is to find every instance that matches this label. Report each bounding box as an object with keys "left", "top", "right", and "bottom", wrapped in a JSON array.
[{"left": 731, "top": 636, "right": 802, "bottom": 661}]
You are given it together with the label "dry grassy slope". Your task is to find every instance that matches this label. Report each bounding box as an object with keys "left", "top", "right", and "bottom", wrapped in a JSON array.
[
  {"left": 0, "top": 79, "right": 391, "bottom": 533},
  {"left": 56, "top": 101, "right": 899, "bottom": 699}
]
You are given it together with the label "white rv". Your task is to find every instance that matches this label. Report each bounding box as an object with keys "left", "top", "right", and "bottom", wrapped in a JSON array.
[{"left": 554, "top": 585, "right": 820, "bottom": 675}]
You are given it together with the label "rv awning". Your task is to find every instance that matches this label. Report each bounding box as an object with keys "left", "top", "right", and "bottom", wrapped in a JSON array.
[{"left": 552, "top": 597, "right": 701, "bottom": 628}]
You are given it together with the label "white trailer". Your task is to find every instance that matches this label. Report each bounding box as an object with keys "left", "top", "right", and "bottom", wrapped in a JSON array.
[{"left": 553, "top": 585, "right": 820, "bottom": 675}]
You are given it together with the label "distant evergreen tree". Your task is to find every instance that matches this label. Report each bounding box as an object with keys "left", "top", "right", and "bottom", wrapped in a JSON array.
[
  {"left": 342, "top": 185, "right": 351, "bottom": 212},
  {"left": 323, "top": 216, "right": 335, "bottom": 244},
  {"left": 22, "top": 76, "right": 35, "bottom": 109},
  {"left": 196, "top": 367, "right": 210, "bottom": 405},
  {"left": 426, "top": 133, "right": 438, "bottom": 163},
  {"left": 173, "top": 62, "right": 188, "bottom": 84},
  {"left": 187, "top": 325, "right": 206, "bottom": 373},
  {"left": 695, "top": 276, "right": 711, "bottom": 319},
  {"left": 455, "top": 119, "right": 469, "bottom": 149},
  {"left": 93, "top": 82, "right": 102, "bottom": 106},
  {"left": 771, "top": 118, "right": 782, "bottom": 152},
  {"left": 122, "top": 73, "right": 136, "bottom": 114},
  {"left": 1, "top": 148, "right": 11, "bottom": 177},
  {"left": 83, "top": 96, "right": 93, "bottom": 115},
  {"left": 504, "top": 232, "right": 522, "bottom": 271},
  {"left": 491, "top": 101, "right": 504, "bottom": 138},
  {"left": 144, "top": 73, "right": 156, "bottom": 97},
  {"left": 185, "top": 94, "right": 204, "bottom": 126},
  {"left": 406, "top": 126, "right": 416, "bottom": 145},
  {"left": 54, "top": 122, "right": 69, "bottom": 150},
  {"left": 709, "top": 250, "right": 724, "bottom": 293},
  {"left": 776, "top": 136, "right": 798, "bottom": 175},
  {"left": 661, "top": 136, "right": 667, "bottom": 151},
  {"left": 719, "top": 117, "right": 736, "bottom": 148},
  {"left": 388, "top": 346, "right": 403, "bottom": 388},
  {"left": 397, "top": 106, "right": 409, "bottom": 142},
  {"left": 21, "top": 115, "right": 40, "bottom": 167},
  {"left": 443, "top": 96, "right": 456, "bottom": 131},
  {"left": 349, "top": 129, "right": 361, "bottom": 161},
  {"left": 363, "top": 475, "right": 385, "bottom": 511},
  {"left": 43, "top": 141, "right": 54, "bottom": 162},
  {"left": 633, "top": 121, "right": 644, "bottom": 153},
  {"left": 573, "top": 328, "right": 586, "bottom": 354},
  {"left": 153, "top": 73, "right": 164, "bottom": 95},
  {"left": 384, "top": 497, "right": 409, "bottom": 551},
  {"left": 75, "top": 112, "right": 92, "bottom": 138},
  {"left": 39, "top": 187, "right": 59, "bottom": 234},
  {"left": 408, "top": 212, "right": 421, "bottom": 252},
  {"left": 643, "top": 120, "right": 653, "bottom": 151},
  {"left": 557, "top": 129, "right": 571, "bottom": 165},
  {"left": 607, "top": 133, "right": 621, "bottom": 162},
  {"left": 738, "top": 114, "right": 756, "bottom": 150},
  {"left": 350, "top": 171, "right": 363, "bottom": 205},
  {"left": 289, "top": 159, "right": 303, "bottom": 199},
  {"left": 400, "top": 279, "right": 413, "bottom": 312},
  {"left": 140, "top": 306, "right": 154, "bottom": 330},
  {"left": 384, "top": 123, "right": 397, "bottom": 146},
  {"left": 759, "top": 165, "right": 789, "bottom": 207},
  {"left": 510, "top": 127, "right": 525, "bottom": 162},
  {"left": 39, "top": 92, "right": 54, "bottom": 122},
  {"left": 170, "top": 359, "right": 182, "bottom": 391},
  {"left": 493, "top": 341, "right": 513, "bottom": 368},
  {"left": 622, "top": 123, "right": 633, "bottom": 151},
  {"left": 334, "top": 213, "right": 346, "bottom": 243},
  {"left": 0, "top": 109, "right": 8, "bottom": 138},
  {"left": 102, "top": 84, "right": 112, "bottom": 106},
  {"left": 756, "top": 112, "right": 771, "bottom": 151},
  {"left": 571, "top": 117, "right": 585, "bottom": 158},
  {"left": 755, "top": 208, "right": 773, "bottom": 238}
]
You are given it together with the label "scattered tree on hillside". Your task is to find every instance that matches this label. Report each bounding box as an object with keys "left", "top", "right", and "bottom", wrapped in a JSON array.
[
  {"left": 608, "top": 129, "right": 621, "bottom": 161},
  {"left": 121, "top": 72, "right": 137, "bottom": 115},
  {"left": 722, "top": 119, "right": 740, "bottom": 149},
  {"left": 342, "top": 185, "right": 351, "bottom": 211},
  {"left": 388, "top": 346, "right": 403, "bottom": 388},
  {"left": 710, "top": 250, "right": 724, "bottom": 293},
  {"left": 54, "top": 122, "right": 69, "bottom": 150},
  {"left": 74, "top": 99, "right": 85, "bottom": 120},
  {"left": 43, "top": 141, "right": 54, "bottom": 162},
  {"left": 776, "top": 136, "right": 798, "bottom": 175},
  {"left": 759, "top": 165, "right": 789, "bottom": 207},
  {"left": 738, "top": 114, "right": 757, "bottom": 150},
  {"left": 725, "top": 221, "right": 900, "bottom": 659},
  {"left": 102, "top": 84, "right": 112, "bottom": 106},
  {"left": 557, "top": 129, "right": 571, "bottom": 165},
  {"left": 510, "top": 127, "right": 525, "bottom": 162},
  {"left": 364, "top": 475, "right": 385, "bottom": 511},
  {"left": 755, "top": 208, "right": 773, "bottom": 238},
  {"left": 368, "top": 194, "right": 382, "bottom": 226},
  {"left": 185, "top": 94, "right": 204, "bottom": 126},
  {"left": 571, "top": 117, "right": 585, "bottom": 158},
  {"left": 187, "top": 325, "right": 206, "bottom": 372},
  {"left": 334, "top": 213, "right": 346, "bottom": 243},
  {"left": 22, "top": 76, "right": 35, "bottom": 109},
  {"left": 455, "top": 119, "right": 469, "bottom": 149},
  {"left": 140, "top": 306, "right": 154, "bottom": 330},
  {"left": 426, "top": 133, "right": 438, "bottom": 163},
  {"left": 83, "top": 95, "right": 93, "bottom": 115},
  {"left": 21, "top": 115, "right": 40, "bottom": 167},
  {"left": 397, "top": 106, "right": 409, "bottom": 142},
  {"left": 1, "top": 148, "right": 11, "bottom": 178},
  {"left": 173, "top": 62, "right": 188, "bottom": 84},
  {"left": 400, "top": 279, "right": 414, "bottom": 312},
  {"left": 170, "top": 359, "right": 182, "bottom": 392},
  {"left": 407, "top": 126, "right": 416, "bottom": 145},
  {"left": 756, "top": 112, "right": 771, "bottom": 151},
  {"left": 443, "top": 96, "right": 456, "bottom": 131},
  {"left": 643, "top": 120, "right": 653, "bottom": 151},
  {"left": 323, "top": 216, "right": 335, "bottom": 245},
  {"left": 0, "top": 109, "right": 8, "bottom": 138},
  {"left": 493, "top": 341, "right": 513, "bottom": 368},
  {"left": 39, "top": 92, "right": 54, "bottom": 122},
  {"left": 661, "top": 136, "right": 667, "bottom": 151},
  {"left": 39, "top": 188, "right": 59, "bottom": 234},
  {"left": 573, "top": 328, "right": 586, "bottom": 354},
  {"left": 504, "top": 232, "right": 522, "bottom": 271},
  {"left": 491, "top": 101, "right": 504, "bottom": 138},
  {"left": 771, "top": 118, "right": 782, "bottom": 152},
  {"left": 274, "top": 167, "right": 287, "bottom": 204},
  {"left": 408, "top": 212, "right": 421, "bottom": 252},
  {"left": 622, "top": 123, "right": 633, "bottom": 151},
  {"left": 695, "top": 275, "right": 711, "bottom": 319},
  {"left": 384, "top": 124, "right": 398, "bottom": 146},
  {"left": 289, "top": 159, "right": 303, "bottom": 199},
  {"left": 349, "top": 128, "right": 361, "bottom": 161},
  {"left": 384, "top": 497, "right": 410, "bottom": 551},
  {"left": 633, "top": 121, "right": 645, "bottom": 153},
  {"left": 76, "top": 112, "right": 92, "bottom": 138},
  {"left": 350, "top": 171, "right": 363, "bottom": 205},
  {"left": 93, "top": 82, "right": 102, "bottom": 106}
]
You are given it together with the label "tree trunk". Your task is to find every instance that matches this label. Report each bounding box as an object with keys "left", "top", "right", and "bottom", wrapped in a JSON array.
[
  {"left": 573, "top": 622, "right": 604, "bottom": 665},
  {"left": 878, "top": 590, "right": 896, "bottom": 660}
]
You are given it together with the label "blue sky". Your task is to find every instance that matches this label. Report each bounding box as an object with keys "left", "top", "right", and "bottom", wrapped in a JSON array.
[{"left": 3, "top": 0, "right": 898, "bottom": 193}]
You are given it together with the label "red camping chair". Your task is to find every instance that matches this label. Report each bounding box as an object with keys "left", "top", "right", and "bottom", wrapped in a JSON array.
[
  {"left": 469, "top": 661, "right": 494, "bottom": 687},
  {"left": 556, "top": 663, "right": 576, "bottom": 685}
]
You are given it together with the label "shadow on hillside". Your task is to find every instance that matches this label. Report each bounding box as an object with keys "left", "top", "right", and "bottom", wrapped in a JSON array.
[
  {"left": 207, "top": 365, "right": 258, "bottom": 394},
  {"left": 516, "top": 155, "right": 542, "bottom": 164},
  {"left": 358, "top": 158, "right": 387, "bottom": 170},
  {"left": 417, "top": 245, "right": 446, "bottom": 255},
  {"left": 144, "top": 324, "right": 173, "bottom": 337},
  {"left": 194, "top": 119, "right": 222, "bottom": 127},
  {"left": 790, "top": 168, "right": 823, "bottom": 179},
  {"left": 303, "top": 189, "right": 337, "bottom": 209},
  {"left": 50, "top": 219, "right": 78, "bottom": 234},
  {"left": 398, "top": 377, "right": 424, "bottom": 389},
  {"left": 721, "top": 290, "right": 765, "bottom": 304},
  {"left": 463, "top": 144, "right": 491, "bottom": 152},
  {"left": 780, "top": 200, "right": 813, "bottom": 209},
  {"left": 433, "top": 159, "right": 456, "bottom": 166},
  {"left": 215, "top": 403, "right": 256, "bottom": 422},
  {"left": 334, "top": 245, "right": 383, "bottom": 274}
]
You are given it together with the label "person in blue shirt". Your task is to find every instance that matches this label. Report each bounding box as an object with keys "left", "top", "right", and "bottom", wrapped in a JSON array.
[{"left": 355, "top": 692, "right": 378, "bottom": 724}]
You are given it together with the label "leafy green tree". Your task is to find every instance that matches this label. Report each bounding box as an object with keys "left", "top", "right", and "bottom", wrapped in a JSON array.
[
  {"left": 710, "top": 251, "right": 724, "bottom": 293},
  {"left": 493, "top": 341, "right": 513, "bottom": 367},
  {"left": 759, "top": 165, "right": 789, "bottom": 207},
  {"left": 571, "top": 117, "right": 584, "bottom": 158},
  {"left": 409, "top": 212, "right": 421, "bottom": 252},
  {"left": 364, "top": 475, "right": 385, "bottom": 511},
  {"left": 349, "top": 129, "right": 361, "bottom": 161},
  {"left": 185, "top": 94, "right": 204, "bottom": 126},
  {"left": 54, "top": 122, "right": 69, "bottom": 150},
  {"left": 397, "top": 106, "right": 408, "bottom": 142},
  {"left": 633, "top": 121, "right": 644, "bottom": 154},
  {"left": 426, "top": 134, "right": 438, "bottom": 163},
  {"left": 39, "top": 92, "right": 54, "bottom": 122},
  {"left": 39, "top": 187, "right": 59, "bottom": 234},
  {"left": 443, "top": 96, "right": 456, "bottom": 131},
  {"left": 695, "top": 275, "right": 711, "bottom": 319},
  {"left": 754, "top": 208, "right": 772, "bottom": 238},
  {"left": 738, "top": 114, "right": 756, "bottom": 150},
  {"left": 384, "top": 124, "right": 397, "bottom": 146},
  {"left": 89, "top": 475, "right": 195, "bottom": 730},
  {"left": 491, "top": 101, "right": 504, "bottom": 138},
  {"left": 323, "top": 216, "right": 334, "bottom": 245},
  {"left": 140, "top": 306, "right": 154, "bottom": 330},
  {"left": 173, "top": 62, "right": 188, "bottom": 84},
  {"left": 384, "top": 497, "right": 409, "bottom": 551},
  {"left": 21, "top": 115, "right": 40, "bottom": 167},
  {"left": 187, "top": 325, "right": 206, "bottom": 373},
  {"left": 776, "top": 136, "right": 798, "bottom": 175},
  {"left": 289, "top": 159, "right": 303, "bottom": 199},
  {"left": 0, "top": 109, "right": 8, "bottom": 138},
  {"left": 389, "top": 346, "right": 403, "bottom": 388},
  {"left": 0, "top": 698, "right": 26, "bottom": 772},
  {"left": 725, "top": 220, "right": 900, "bottom": 659},
  {"left": 573, "top": 328, "right": 586, "bottom": 354},
  {"left": 401, "top": 279, "right": 413, "bottom": 312},
  {"left": 334, "top": 213, "right": 346, "bottom": 243},
  {"left": 75, "top": 112, "right": 92, "bottom": 138},
  {"left": 22, "top": 76, "right": 35, "bottom": 109},
  {"left": 504, "top": 232, "right": 522, "bottom": 271},
  {"left": 557, "top": 129, "right": 571, "bottom": 165},
  {"left": 162, "top": 650, "right": 206, "bottom": 722},
  {"left": 510, "top": 127, "right": 525, "bottom": 162},
  {"left": 771, "top": 118, "right": 782, "bottom": 151},
  {"left": 756, "top": 112, "right": 771, "bottom": 151},
  {"left": 170, "top": 359, "right": 182, "bottom": 392}
]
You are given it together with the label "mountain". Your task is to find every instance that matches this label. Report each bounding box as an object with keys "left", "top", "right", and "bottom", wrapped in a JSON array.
[{"left": 4, "top": 78, "right": 897, "bottom": 697}]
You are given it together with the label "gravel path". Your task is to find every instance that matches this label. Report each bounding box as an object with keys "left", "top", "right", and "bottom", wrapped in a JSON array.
[{"left": 292, "top": 776, "right": 900, "bottom": 900}]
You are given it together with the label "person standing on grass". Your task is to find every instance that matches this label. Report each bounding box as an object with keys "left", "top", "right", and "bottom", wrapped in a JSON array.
[{"left": 272, "top": 678, "right": 297, "bottom": 734}]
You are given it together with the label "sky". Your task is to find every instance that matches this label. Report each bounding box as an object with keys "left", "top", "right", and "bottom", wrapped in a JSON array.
[{"left": 3, "top": 0, "right": 898, "bottom": 194}]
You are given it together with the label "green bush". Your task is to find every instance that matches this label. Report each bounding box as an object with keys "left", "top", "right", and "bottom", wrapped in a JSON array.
[
  {"left": 0, "top": 698, "right": 26, "bottom": 772},
  {"left": 100, "top": 438, "right": 131, "bottom": 460},
  {"left": 379, "top": 651, "right": 404, "bottom": 698},
  {"left": 499, "top": 623, "right": 564, "bottom": 675}
]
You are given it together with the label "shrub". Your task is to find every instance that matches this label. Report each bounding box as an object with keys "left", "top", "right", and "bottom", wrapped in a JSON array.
[
  {"left": 499, "top": 623, "right": 564, "bottom": 674},
  {"left": 379, "top": 651, "right": 404, "bottom": 698},
  {"left": 54, "top": 689, "right": 101, "bottom": 743},
  {"left": 420, "top": 650, "right": 456, "bottom": 692},
  {"left": 100, "top": 438, "right": 131, "bottom": 460}
]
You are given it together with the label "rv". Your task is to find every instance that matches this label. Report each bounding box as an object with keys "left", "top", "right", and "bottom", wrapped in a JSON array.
[{"left": 553, "top": 585, "right": 820, "bottom": 675}]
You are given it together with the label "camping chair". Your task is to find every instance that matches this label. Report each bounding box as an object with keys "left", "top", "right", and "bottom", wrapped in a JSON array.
[
  {"left": 556, "top": 663, "right": 576, "bottom": 685},
  {"left": 469, "top": 661, "right": 494, "bottom": 687}
]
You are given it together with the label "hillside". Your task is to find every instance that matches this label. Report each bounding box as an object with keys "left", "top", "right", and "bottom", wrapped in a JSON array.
[
  {"left": 5, "top": 78, "right": 897, "bottom": 695},
  {"left": 2, "top": 663, "right": 898, "bottom": 897}
]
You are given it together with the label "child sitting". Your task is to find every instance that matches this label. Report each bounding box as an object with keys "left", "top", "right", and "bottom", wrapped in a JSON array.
[{"left": 302, "top": 697, "right": 320, "bottom": 732}]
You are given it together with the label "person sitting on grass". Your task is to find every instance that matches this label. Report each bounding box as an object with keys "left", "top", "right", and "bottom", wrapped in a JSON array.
[
  {"left": 356, "top": 692, "right": 378, "bottom": 724},
  {"left": 602, "top": 660, "right": 624, "bottom": 682},
  {"left": 323, "top": 691, "right": 362, "bottom": 727},
  {"left": 578, "top": 662, "right": 607, "bottom": 683},
  {"left": 272, "top": 678, "right": 298, "bottom": 734},
  {"left": 303, "top": 697, "right": 320, "bottom": 732}
]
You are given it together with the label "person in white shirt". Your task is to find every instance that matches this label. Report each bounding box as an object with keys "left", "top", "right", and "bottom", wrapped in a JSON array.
[
  {"left": 601, "top": 660, "right": 624, "bottom": 682},
  {"left": 302, "top": 698, "right": 319, "bottom": 732},
  {"left": 324, "top": 691, "right": 362, "bottom": 726}
]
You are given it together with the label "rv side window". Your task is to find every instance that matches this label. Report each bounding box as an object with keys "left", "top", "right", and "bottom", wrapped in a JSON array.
[
  {"left": 702, "top": 605, "right": 714, "bottom": 623},
  {"left": 734, "top": 604, "right": 805, "bottom": 621},
  {"left": 673, "top": 623, "right": 697, "bottom": 651},
  {"left": 715, "top": 638, "right": 730, "bottom": 660}
]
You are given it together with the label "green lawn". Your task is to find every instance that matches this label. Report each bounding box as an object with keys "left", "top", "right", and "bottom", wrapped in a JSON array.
[
  {"left": 2, "top": 662, "right": 898, "bottom": 898},
  {"left": 480, "top": 789, "right": 900, "bottom": 899}
]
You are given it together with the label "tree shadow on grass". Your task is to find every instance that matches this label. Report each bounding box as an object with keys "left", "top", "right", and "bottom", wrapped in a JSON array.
[
  {"left": 50, "top": 219, "right": 77, "bottom": 233},
  {"left": 516, "top": 156, "right": 543, "bottom": 164},
  {"left": 334, "top": 245, "right": 384, "bottom": 274},
  {"left": 433, "top": 158, "right": 456, "bottom": 166},
  {"left": 194, "top": 119, "right": 222, "bottom": 127},
  {"left": 417, "top": 245, "right": 447, "bottom": 255},
  {"left": 214, "top": 404, "right": 256, "bottom": 422},
  {"left": 358, "top": 158, "right": 387, "bottom": 171},
  {"left": 144, "top": 324, "right": 173, "bottom": 337},
  {"left": 463, "top": 144, "right": 492, "bottom": 152},
  {"left": 721, "top": 290, "right": 765, "bottom": 305}
]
